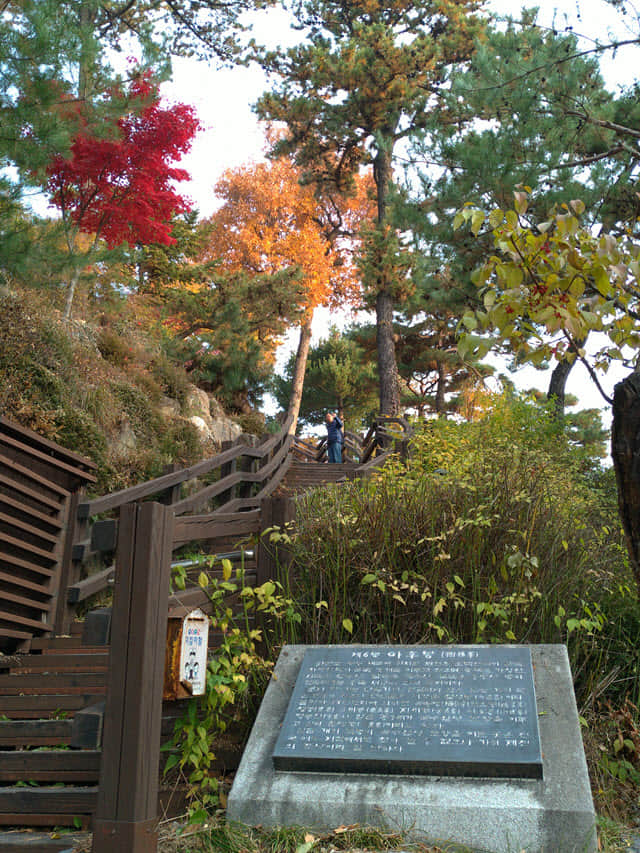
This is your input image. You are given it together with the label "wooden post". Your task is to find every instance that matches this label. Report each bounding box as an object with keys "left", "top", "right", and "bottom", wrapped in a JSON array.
[
  {"left": 92, "top": 501, "right": 174, "bottom": 853},
  {"left": 257, "top": 497, "right": 296, "bottom": 588},
  {"left": 256, "top": 496, "right": 296, "bottom": 653},
  {"left": 159, "top": 463, "right": 182, "bottom": 505},
  {"left": 220, "top": 440, "right": 237, "bottom": 504}
]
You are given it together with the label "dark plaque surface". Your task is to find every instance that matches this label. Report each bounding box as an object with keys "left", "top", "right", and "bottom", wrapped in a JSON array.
[{"left": 272, "top": 646, "right": 543, "bottom": 778}]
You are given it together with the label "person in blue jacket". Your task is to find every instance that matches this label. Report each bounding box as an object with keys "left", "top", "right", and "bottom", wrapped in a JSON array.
[{"left": 325, "top": 411, "right": 344, "bottom": 463}]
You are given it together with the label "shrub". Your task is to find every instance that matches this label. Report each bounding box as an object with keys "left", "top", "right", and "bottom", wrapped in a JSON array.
[
  {"left": 284, "top": 397, "right": 630, "bottom": 707},
  {"left": 151, "top": 353, "right": 191, "bottom": 407},
  {"left": 96, "top": 327, "right": 133, "bottom": 368}
]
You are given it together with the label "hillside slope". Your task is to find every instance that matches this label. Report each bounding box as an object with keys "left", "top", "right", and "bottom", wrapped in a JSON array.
[{"left": 0, "top": 287, "right": 243, "bottom": 494}]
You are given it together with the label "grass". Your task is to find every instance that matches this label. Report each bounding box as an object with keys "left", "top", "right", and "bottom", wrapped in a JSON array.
[
  {"left": 154, "top": 818, "right": 472, "bottom": 853},
  {"left": 147, "top": 816, "right": 636, "bottom": 853}
]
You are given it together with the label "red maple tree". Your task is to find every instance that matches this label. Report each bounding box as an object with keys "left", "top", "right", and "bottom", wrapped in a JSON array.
[{"left": 46, "top": 74, "right": 201, "bottom": 316}]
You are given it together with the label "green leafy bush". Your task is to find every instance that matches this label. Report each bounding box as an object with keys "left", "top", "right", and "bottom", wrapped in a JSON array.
[
  {"left": 286, "top": 396, "right": 630, "bottom": 705},
  {"left": 164, "top": 557, "right": 300, "bottom": 814}
]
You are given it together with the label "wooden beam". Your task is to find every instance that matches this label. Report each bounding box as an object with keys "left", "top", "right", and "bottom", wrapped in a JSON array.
[{"left": 92, "top": 502, "right": 174, "bottom": 853}]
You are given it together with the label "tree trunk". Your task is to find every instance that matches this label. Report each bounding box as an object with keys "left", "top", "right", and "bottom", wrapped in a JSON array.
[
  {"left": 373, "top": 144, "right": 400, "bottom": 416},
  {"left": 611, "top": 370, "right": 640, "bottom": 593},
  {"left": 63, "top": 269, "right": 81, "bottom": 321},
  {"left": 287, "top": 313, "right": 314, "bottom": 434},
  {"left": 376, "top": 289, "right": 400, "bottom": 416},
  {"left": 435, "top": 359, "right": 446, "bottom": 415},
  {"left": 547, "top": 338, "right": 587, "bottom": 418}
]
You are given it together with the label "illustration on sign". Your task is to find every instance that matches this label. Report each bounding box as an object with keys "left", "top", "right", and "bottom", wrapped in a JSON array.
[{"left": 178, "top": 609, "right": 209, "bottom": 696}]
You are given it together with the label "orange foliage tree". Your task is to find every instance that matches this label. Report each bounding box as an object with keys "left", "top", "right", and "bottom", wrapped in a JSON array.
[{"left": 202, "top": 156, "right": 373, "bottom": 430}]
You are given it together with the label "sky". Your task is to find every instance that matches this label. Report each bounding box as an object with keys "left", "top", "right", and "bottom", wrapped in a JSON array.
[{"left": 159, "top": 0, "right": 640, "bottom": 424}]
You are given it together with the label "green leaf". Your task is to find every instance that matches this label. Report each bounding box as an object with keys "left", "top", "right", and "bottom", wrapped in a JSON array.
[
  {"left": 488, "top": 208, "right": 504, "bottom": 229},
  {"left": 342, "top": 618, "right": 353, "bottom": 634},
  {"left": 470, "top": 209, "right": 485, "bottom": 236},
  {"left": 462, "top": 312, "right": 478, "bottom": 331},
  {"left": 222, "top": 558, "right": 232, "bottom": 581},
  {"left": 164, "top": 753, "right": 180, "bottom": 773},
  {"left": 198, "top": 571, "right": 209, "bottom": 589},
  {"left": 188, "top": 809, "right": 209, "bottom": 825}
]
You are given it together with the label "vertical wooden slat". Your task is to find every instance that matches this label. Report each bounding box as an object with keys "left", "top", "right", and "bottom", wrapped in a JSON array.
[
  {"left": 92, "top": 502, "right": 174, "bottom": 853},
  {"left": 52, "top": 490, "right": 83, "bottom": 636},
  {"left": 220, "top": 440, "right": 237, "bottom": 505}
]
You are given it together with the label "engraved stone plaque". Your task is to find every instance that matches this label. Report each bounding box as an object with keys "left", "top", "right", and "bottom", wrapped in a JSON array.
[{"left": 272, "top": 645, "right": 543, "bottom": 778}]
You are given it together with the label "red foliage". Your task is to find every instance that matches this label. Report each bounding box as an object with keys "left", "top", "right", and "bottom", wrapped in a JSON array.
[{"left": 46, "top": 75, "right": 200, "bottom": 248}]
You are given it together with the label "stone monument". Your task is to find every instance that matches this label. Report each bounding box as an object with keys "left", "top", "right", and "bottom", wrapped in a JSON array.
[{"left": 227, "top": 645, "right": 597, "bottom": 853}]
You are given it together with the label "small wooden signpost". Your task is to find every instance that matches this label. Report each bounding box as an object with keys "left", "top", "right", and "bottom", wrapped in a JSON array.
[{"left": 164, "top": 608, "right": 209, "bottom": 700}]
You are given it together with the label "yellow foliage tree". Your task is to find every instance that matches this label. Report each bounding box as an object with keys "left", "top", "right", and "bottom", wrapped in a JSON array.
[{"left": 202, "top": 156, "right": 373, "bottom": 430}]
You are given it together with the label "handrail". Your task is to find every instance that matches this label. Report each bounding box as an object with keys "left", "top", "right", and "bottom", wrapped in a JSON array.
[
  {"left": 67, "top": 416, "right": 295, "bottom": 613},
  {"left": 66, "top": 412, "right": 411, "bottom": 616},
  {"left": 79, "top": 414, "right": 294, "bottom": 518}
]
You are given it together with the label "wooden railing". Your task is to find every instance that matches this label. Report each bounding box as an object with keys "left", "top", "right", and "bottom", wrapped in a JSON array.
[
  {"left": 55, "top": 412, "right": 413, "bottom": 633},
  {"left": 292, "top": 416, "right": 413, "bottom": 466},
  {"left": 0, "top": 409, "right": 414, "bottom": 849},
  {"left": 58, "top": 415, "right": 295, "bottom": 633}
]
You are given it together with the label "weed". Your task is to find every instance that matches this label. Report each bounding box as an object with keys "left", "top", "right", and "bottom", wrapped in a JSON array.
[{"left": 163, "top": 557, "right": 300, "bottom": 814}]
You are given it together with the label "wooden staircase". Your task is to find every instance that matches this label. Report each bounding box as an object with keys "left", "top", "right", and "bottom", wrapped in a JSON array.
[
  {"left": 0, "top": 627, "right": 104, "bottom": 851},
  {"left": 0, "top": 413, "right": 411, "bottom": 848},
  {"left": 278, "top": 461, "right": 359, "bottom": 495},
  {"left": 0, "top": 622, "right": 202, "bottom": 851}
]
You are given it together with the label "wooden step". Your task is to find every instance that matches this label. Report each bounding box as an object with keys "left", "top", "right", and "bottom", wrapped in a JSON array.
[
  {"left": 0, "top": 611, "right": 52, "bottom": 635},
  {"left": 0, "top": 672, "right": 106, "bottom": 695},
  {"left": 6, "top": 653, "right": 109, "bottom": 674},
  {"left": 0, "top": 786, "right": 187, "bottom": 827},
  {"left": 0, "top": 720, "right": 73, "bottom": 747},
  {"left": 0, "top": 534, "right": 58, "bottom": 566},
  {"left": 0, "top": 494, "right": 63, "bottom": 532},
  {"left": 0, "top": 589, "right": 52, "bottom": 616},
  {"left": 29, "top": 638, "right": 99, "bottom": 653},
  {"left": 0, "top": 472, "right": 64, "bottom": 514},
  {"left": 0, "top": 750, "right": 100, "bottom": 783},
  {"left": 0, "top": 511, "right": 59, "bottom": 548},
  {"left": 0, "top": 829, "right": 90, "bottom": 851},
  {"left": 0, "top": 694, "right": 105, "bottom": 718},
  {"left": 0, "top": 786, "right": 98, "bottom": 817},
  {"left": 0, "top": 571, "right": 56, "bottom": 599},
  {"left": 0, "top": 428, "right": 96, "bottom": 485},
  {"left": 0, "top": 453, "right": 69, "bottom": 501}
]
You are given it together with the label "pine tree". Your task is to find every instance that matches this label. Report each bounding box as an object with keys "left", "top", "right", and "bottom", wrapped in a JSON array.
[
  {"left": 255, "top": 0, "right": 486, "bottom": 415},
  {"left": 399, "top": 14, "right": 619, "bottom": 414},
  {"left": 272, "top": 328, "right": 377, "bottom": 428}
]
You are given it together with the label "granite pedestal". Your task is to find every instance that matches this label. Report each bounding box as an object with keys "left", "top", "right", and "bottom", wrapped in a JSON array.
[{"left": 227, "top": 644, "right": 597, "bottom": 853}]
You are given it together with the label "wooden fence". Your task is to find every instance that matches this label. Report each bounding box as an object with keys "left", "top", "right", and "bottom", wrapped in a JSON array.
[{"left": 0, "top": 416, "right": 97, "bottom": 651}]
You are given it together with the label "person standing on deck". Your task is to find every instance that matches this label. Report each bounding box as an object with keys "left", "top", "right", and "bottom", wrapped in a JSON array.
[{"left": 325, "top": 411, "right": 344, "bottom": 463}]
